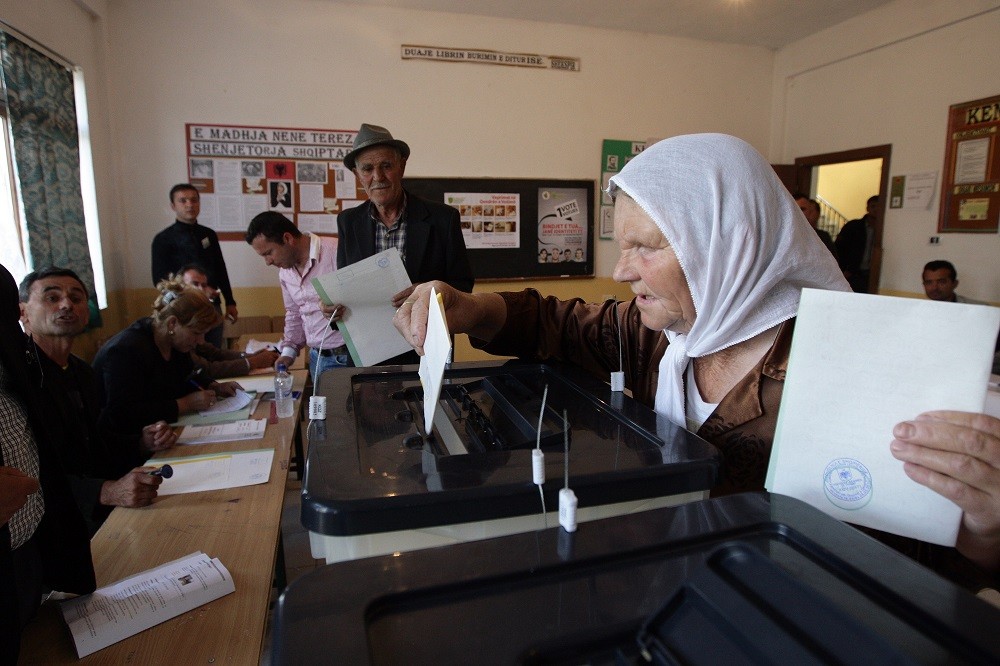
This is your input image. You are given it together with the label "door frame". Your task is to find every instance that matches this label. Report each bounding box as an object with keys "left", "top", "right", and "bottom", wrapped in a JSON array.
[{"left": 794, "top": 144, "right": 892, "bottom": 293}]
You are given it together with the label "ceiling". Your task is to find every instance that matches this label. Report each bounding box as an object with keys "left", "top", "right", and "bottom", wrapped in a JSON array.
[{"left": 348, "top": 0, "right": 896, "bottom": 50}]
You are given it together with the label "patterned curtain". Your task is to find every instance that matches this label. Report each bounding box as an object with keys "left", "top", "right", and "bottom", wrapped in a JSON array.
[{"left": 0, "top": 31, "right": 95, "bottom": 297}]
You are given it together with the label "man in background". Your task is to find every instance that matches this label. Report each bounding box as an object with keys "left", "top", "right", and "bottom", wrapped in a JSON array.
[
  {"left": 179, "top": 264, "right": 278, "bottom": 377},
  {"left": 19, "top": 267, "right": 172, "bottom": 534},
  {"left": 335, "top": 124, "right": 474, "bottom": 364},
  {"left": 245, "top": 212, "right": 351, "bottom": 378},
  {"left": 835, "top": 194, "right": 879, "bottom": 293},
  {"left": 794, "top": 194, "right": 837, "bottom": 258},
  {"left": 921, "top": 260, "right": 988, "bottom": 304},
  {"left": 151, "top": 183, "right": 238, "bottom": 346},
  {"left": 1, "top": 263, "right": 94, "bottom": 662}
]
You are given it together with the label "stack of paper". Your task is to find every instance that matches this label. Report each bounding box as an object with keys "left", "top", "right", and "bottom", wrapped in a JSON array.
[
  {"left": 178, "top": 418, "right": 267, "bottom": 445},
  {"left": 766, "top": 289, "right": 999, "bottom": 546},
  {"left": 147, "top": 448, "right": 275, "bottom": 495},
  {"left": 60, "top": 552, "right": 235, "bottom": 657}
]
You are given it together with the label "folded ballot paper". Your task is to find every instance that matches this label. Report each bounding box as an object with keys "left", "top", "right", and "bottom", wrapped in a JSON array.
[
  {"left": 766, "top": 289, "right": 1000, "bottom": 546},
  {"left": 60, "top": 552, "right": 235, "bottom": 657}
]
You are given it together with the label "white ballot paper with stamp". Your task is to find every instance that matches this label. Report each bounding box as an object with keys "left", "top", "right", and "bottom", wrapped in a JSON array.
[
  {"left": 311, "top": 247, "right": 413, "bottom": 366},
  {"left": 60, "top": 551, "right": 235, "bottom": 658},
  {"left": 766, "top": 289, "right": 1000, "bottom": 545}
]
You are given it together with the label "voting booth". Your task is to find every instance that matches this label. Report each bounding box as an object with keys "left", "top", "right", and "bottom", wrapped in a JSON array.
[
  {"left": 274, "top": 492, "right": 1000, "bottom": 664},
  {"left": 301, "top": 361, "right": 720, "bottom": 563}
]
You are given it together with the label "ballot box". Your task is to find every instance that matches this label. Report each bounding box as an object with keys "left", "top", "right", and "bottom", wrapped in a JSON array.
[
  {"left": 273, "top": 492, "right": 1000, "bottom": 665},
  {"left": 302, "top": 361, "right": 720, "bottom": 563}
]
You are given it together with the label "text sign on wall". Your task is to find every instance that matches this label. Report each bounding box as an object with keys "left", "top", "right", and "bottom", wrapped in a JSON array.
[
  {"left": 185, "top": 123, "right": 363, "bottom": 238},
  {"left": 938, "top": 95, "right": 1000, "bottom": 233},
  {"left": 401, "top": 45, "right": 579, "bottom": 71}
]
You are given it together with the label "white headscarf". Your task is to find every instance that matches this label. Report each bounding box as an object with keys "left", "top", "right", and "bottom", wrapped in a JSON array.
[{"left": 607, "top": 133, "right": 850, "bottom": 428}]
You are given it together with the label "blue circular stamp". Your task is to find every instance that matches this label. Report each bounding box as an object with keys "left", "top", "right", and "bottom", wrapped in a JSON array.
[
  {"left": 376, "top": 255, "right": 389, "bottom": 268},
  {"left": 823, "top": 458, "right": 873, "bottom": 510}
]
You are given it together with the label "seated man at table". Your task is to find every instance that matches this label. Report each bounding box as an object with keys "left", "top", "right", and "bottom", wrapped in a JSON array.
[
  {"left": 2, "top": 263, "right": 94, "bottom": 662},
  {"left": 19, "top": 267, "right": 173, "bottom": 534},
  {"left": 178, "top": 263, "right": 279, "bottom": 378}
]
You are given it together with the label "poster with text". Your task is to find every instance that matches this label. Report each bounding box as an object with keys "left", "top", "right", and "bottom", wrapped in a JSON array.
[
  {"left": 538, "top": 188, "right": 588, "bottom": 264},
  {"left": 447, "top": 192, "right": 520, "bottom": 249}
]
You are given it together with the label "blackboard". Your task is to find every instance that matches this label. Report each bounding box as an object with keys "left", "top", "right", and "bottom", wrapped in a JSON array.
[{"left": 405, "top": 178, "right": 595, "bottom": 280}]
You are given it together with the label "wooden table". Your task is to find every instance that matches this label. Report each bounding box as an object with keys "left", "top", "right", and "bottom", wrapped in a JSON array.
[{"left": 18, "top": 370, "right": 307, "bottom": 664}]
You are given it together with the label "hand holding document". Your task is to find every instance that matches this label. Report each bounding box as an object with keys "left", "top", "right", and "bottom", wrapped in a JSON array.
[
  {"left": 312, "top": 248, "right": 413, "bottom": 366},
  {"left": 766, "top": 289, "right": 1000, "bottom": 546},
  {"left": 61, "top": 552, "right": 235, "bottom": 657},
  {"left": 419, "top": 286, "right": 452, "bottom": 436}
]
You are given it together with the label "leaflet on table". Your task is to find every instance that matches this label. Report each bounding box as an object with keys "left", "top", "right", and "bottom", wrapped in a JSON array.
[
  {"left": 147, "top": 448, "right": 274, "bottom": 495},
  {"left": 311, "top": 247, "right": 413, "bottom": 366},
  {"left": 766, "top": 289, "right": 1000, "bottom": 546},
  {"left": 177, "top": 418, "right": 267, "bottom": 445},
  {"left": 198, "top": 389, "right": 253, "bottom": 415},
  {"left": 60, "top": 551, "right": 235, "bottom": 658},
  {"left": 419, "top": 286, "right": 451, "bottom": 436}
]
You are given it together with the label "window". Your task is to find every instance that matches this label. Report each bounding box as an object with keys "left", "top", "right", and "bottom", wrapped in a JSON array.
[{"left": 0, "top": 26, "right": 106, "bottom": 307}]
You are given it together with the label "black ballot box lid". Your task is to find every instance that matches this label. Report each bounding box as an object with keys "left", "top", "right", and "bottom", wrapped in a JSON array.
[
  {"left": 272, "top": 492, "right": 1000, "bottom": 665},
  {"left": 302, "top": 361, "right": 719, "bottom": 536}
]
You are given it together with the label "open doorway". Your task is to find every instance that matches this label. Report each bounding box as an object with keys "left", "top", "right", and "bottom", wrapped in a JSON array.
[{"left": 794, "top": 145, "right": 892, "bottom": 293}]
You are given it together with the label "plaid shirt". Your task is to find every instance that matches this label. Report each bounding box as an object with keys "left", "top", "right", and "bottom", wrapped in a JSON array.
[
  {"left": 0, "top": 358, "right": 44, "bottom": 549},
  {"left": 371, "top": 194, "right": 408, "bottom": 263}
]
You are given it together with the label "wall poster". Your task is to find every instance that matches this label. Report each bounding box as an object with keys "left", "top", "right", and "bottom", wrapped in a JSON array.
[
  {"left": 599, "top": 139, "right": 647, "bottom": 239},
  {"left": 937, "top": 96, "right": 1000, "bottom": 233},
  {"left": 185, "top": 123, "right": 363, "bottom": 239}
]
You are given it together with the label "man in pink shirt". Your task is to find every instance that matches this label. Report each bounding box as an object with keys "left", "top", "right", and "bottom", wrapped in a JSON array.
[{"left": 245, "top": 212, "right": 352, "bottom": 378}]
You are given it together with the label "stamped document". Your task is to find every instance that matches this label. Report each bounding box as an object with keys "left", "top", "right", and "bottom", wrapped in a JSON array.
[
  {"left": 146, "top": 448, "right": 274, "bottom": 495},
  {"left": 177, "top": 418, "right": 267, "bottom": 445},
  {"left": 60, "top": 552, "right": 235, "bottom": 657},
  {"left": 312, "top": 247, "right": 413, "bottom": 366},
  {"left": 766, "top": 289, "right": 1000, "bottom": 546}
]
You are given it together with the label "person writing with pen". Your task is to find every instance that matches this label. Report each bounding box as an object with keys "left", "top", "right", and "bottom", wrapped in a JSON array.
[{"left": 93, "top": 276, "right": 241, "bottom": 470}]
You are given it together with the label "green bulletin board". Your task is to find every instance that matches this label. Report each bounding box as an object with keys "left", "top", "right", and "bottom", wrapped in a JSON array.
[{"left": 600, "top": 139, "right": 647, "bottom": 239}]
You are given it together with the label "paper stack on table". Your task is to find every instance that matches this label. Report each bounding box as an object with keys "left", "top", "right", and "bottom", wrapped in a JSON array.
[
  {"left": 766, "top": 289, "right": 1000, "bottom": 546},
  {"left": 60, "top": 552, "right": 235, "bottom": 658},
  {"left": 147, "top": 447, "right": 274, "bottom": 495}
]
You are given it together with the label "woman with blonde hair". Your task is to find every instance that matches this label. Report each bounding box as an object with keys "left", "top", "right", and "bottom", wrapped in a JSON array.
[{"left": 94, "top": 277, "right": 240, "bottom": 467}]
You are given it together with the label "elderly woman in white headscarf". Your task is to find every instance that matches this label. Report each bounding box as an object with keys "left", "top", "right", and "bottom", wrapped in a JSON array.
[{"left": 395, "top": 134, "right": 1000, "bottom": 582}]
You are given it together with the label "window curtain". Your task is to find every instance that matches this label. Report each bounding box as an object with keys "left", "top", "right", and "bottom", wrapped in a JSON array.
[{"left": 0, "top": 31, "right": 96, "bottom": 300}]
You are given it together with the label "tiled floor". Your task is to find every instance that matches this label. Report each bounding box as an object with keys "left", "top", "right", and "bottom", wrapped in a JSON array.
[{"left": 260, "top": 457, "right": 326, "bottom": 664}]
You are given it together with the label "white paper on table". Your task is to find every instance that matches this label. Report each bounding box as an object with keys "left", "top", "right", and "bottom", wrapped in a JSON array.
[
  {"left": 419, "top": 286, "right": 452, "bottom": 436},
  {"left": 766, "top": 289, "right": 1000, "bottom": 546},
  {"left": 60, "top": 552, "right": 235, "bottom": 658},
  {"left": 198, "top": 389, "right": 253, "bottom": 415},
  {"left": 149, "top": 447, "right": 274, "bottom": 494},
  {"left": 311, "top": 248, "right": 413, "bottom": 366},
  {"left": 228, "top": 375, "right": 278, "bottom": 393},
  {"left": 177, "top": 418, "right": 267, "bottom": 445}
]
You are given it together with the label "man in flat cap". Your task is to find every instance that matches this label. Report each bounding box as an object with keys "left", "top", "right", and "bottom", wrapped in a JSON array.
[{"left": 335, "top": 125, "right": 473, "bottom": 362}]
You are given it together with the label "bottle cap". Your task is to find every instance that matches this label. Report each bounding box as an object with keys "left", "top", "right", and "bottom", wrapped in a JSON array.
[{"left": 277, "top": 363, "right": 287, "bottom": 372}]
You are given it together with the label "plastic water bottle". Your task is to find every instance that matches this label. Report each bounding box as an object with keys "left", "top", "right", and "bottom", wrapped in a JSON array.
[{"left": 274, "top": 363, "right": 294, "bottom": 418}]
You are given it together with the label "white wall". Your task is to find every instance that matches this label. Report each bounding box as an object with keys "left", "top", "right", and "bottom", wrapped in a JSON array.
[
  {"left": 772, "top": 0, "right": 1000, "bottom": 301},
  {"left": 93, "top": 0, "right": 773, "bottom": 288}
]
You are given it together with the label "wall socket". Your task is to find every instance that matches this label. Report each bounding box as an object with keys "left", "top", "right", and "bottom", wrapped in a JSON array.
[{"left": 929, "top": 236, "right": 940, "bottom": 245}]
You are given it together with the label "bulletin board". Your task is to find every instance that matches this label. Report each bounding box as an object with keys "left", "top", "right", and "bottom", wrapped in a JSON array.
[
  {"left": 404, "top": 178, "right": 595, "bottom": 280},
  {"left": 937, "top": 95, "right": 1000, "bottom": 233},
  {"left": 185, "top": 123, "right": 363, "bottom": 240}
]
